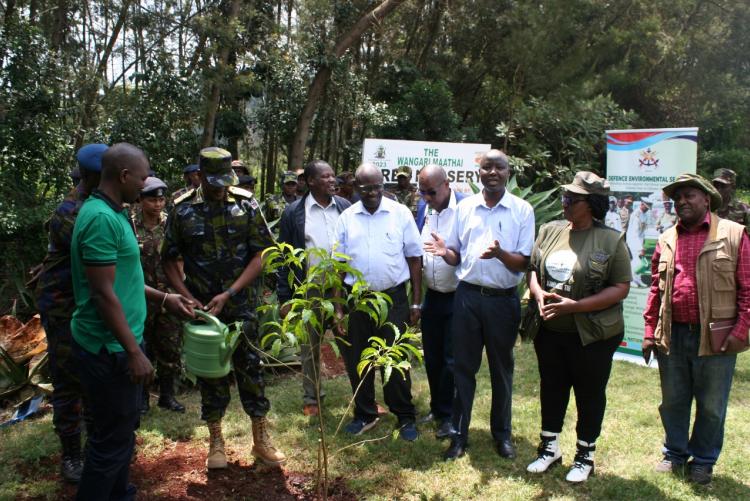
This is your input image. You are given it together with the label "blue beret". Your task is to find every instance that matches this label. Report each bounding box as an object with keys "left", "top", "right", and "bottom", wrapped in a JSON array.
[
  {"left": 76, "top": 143, "right": 109, "bottom": 172},
  {"left": 183, "top": 164, "right": 200, "bottom": 174}
]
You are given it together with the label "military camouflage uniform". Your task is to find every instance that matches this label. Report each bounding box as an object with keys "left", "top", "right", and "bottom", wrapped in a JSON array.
[
  {"left": 163, "top": 185, "right": 274, "bottom": 422},
  {"left": 34, "top": 187, "right": 88, "bottom": 438},
  {"left": 132, "top": 208, "right": 182, "bottom": 380},
  {"left": 263, "top": 192, "right": 298, "bottom": 226},
  {"left": 718, "top": 199, "right": 750, "bottom": 230},
  {"left": 394, "top": 186, "right": 418, "bottom": 217}
]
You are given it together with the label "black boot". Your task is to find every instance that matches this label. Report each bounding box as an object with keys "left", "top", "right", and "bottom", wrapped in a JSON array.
[
  {"left": 60, "top": 433, "right": 83, "bottom": 483},
  {"left": 157, "top": 376, "right": 185, "bottom": 413},
  {"left": 140, "top": 384, "right": 150, "bottom": 415}
]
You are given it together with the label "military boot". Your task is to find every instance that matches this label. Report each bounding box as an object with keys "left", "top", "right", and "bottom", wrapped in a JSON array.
[
  {"left": 157, "top": 375, "right": 185, "bottom": 413},
  {"left": 206, "top": 420, "right": 228, "bottom": 469},
  {"left": 251, "top": 416, "right": 286, "bottom": 465},
  {"left": 60, "top": 433, "right": 83, "bottom": 483}
]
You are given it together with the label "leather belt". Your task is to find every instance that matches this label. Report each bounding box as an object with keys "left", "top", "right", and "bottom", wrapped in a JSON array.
[{"left": 461, "top": 281, "right": 516, "bottom": 297}]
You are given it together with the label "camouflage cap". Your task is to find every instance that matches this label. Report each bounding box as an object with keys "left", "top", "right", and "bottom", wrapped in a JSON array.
[
  {"left": 561, "top": 171, "right": 610, "bottom": 197},
  {"left": 396, "top": 165, "right": 412, "bottom": 178},
  {"left": 199, "top": 147, "right": 237, "bottom": 187},
  {"left": 281, "top": 171, "right": 298, "bottom": 184},
  {"left": 662, "top": 173, "right": 722, "bottom": 210},
  {"left": 712, "top": 168, "right": 736, "bottom": 185}
]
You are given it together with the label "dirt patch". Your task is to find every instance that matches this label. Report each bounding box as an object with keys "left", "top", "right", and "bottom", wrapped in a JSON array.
[
  {"left": 319, "top": 343, "right": 346, "bottom": 378},
  {"left": 31, "top": 440, "right": 356, "bottom": 501}
]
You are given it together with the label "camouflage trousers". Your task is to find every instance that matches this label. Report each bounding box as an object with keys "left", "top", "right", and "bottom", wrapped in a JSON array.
[
  {"left": 41, "top": 314, "right": 88, "bottom": 437},
  {"left": 143, "top": 307, "right": 183, "bottom": 380},
  {"left": 198, "top": 318, "right": 269, "bottom": 422}
]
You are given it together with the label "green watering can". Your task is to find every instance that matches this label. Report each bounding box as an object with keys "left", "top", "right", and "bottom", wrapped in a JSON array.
[{"left": 183, "top": 310, "right": 241, "bottom": 378}]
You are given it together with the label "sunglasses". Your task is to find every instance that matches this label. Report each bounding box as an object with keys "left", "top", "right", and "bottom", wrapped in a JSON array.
[
  {"left": 561, "top": 195, "right": 587, "bottom": 205},
  {"left": 356, "top": 183, "right": 384, "bottom": 194}
]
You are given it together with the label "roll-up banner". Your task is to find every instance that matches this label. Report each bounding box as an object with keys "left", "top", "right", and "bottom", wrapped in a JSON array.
[{"left": 605, "top": 128, "right": 699, "bottom": 365}]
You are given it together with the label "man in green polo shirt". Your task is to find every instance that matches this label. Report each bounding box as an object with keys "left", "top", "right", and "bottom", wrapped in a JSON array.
[{"left": 70, "top": 143, "right": 194, "bottom": 501}]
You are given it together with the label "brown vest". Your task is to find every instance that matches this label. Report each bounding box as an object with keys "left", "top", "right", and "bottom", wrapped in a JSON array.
[{"left": 654, "top": 213, "right": 745, "bottom": 356}]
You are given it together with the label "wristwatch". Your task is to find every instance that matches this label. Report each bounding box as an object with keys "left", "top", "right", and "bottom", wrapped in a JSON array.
[
  {"left": 410, "top": 304, "right": 421, "bottom": 310},
  {"left": 225, "top": 287, "right": 237, "bottom": 297}
]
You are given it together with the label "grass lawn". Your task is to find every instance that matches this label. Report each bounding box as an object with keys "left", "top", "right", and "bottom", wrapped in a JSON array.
[{"left": 2, "top": 343, "right": 749, "bottom": 500}]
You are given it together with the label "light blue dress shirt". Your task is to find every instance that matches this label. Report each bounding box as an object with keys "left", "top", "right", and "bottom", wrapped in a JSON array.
[
  {"left": 446, "top": 191, "right": 535, "bottom": 288},
  {"left": 335, "top": 196, "right": 423, "bottom": 290}
]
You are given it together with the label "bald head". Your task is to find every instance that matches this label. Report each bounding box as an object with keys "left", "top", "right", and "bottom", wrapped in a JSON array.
[
  {"left": 101, "top": 143, "right": 149, "bottom": 181},
  {"left": 479, "top": 149, "right": 509, "bottom": 169},
  {"left": 418, "top": 164, "right": 451, "bottom": 211},
  {"left": 355, "top": 163, "right": 383, "bottom": 184},
  {"left": 419, "top": 164, "right": 447, "bottom": 184}
]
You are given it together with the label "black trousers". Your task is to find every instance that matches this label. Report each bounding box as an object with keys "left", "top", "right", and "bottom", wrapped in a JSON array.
[
  {"left": 420, "top": 288, "right": 456, "bottom": 421},
  {"left": 451, "top": 282, "right": 520, "bottom": 443},
  {"left": 74, "top": 341, "right": 142, "bottom": 501},
  {"left": 339, "top": 283, "right": 416, "bottom": 423},
  {"left": 533, "top": 327, "right": 624, "bottom": 443}
]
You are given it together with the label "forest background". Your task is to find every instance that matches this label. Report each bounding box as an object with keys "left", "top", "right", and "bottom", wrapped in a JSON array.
[{"left": 1, "top": 0, "right": 749, "bottom": 314}]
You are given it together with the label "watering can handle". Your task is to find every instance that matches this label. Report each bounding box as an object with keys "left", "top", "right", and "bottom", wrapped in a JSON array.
[{"left": 192, "top": 309, "right": 226, "bottom": 332}]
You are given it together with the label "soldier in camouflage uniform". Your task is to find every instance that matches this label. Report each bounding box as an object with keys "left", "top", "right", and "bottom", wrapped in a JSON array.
[
  {"left": 133, "top": 176, "right": 185, "bottom": 414},
  {"left": 170, "top": 163, "right": 201, "bottom": 205},
  {"left": 712, "top": 168, "right": 750, "bottom": 230},
  {"left": 33, "top": 143, "right": 107, "bottom": 483},
  {"left": 394, "top": 165, "right": 418, "bottom": 218},
  {"left": 263, "top": 170, "right": 299, "bottom": 225},
  {"left": 162, "top": 147, "right": 286, "bottom": 470}
]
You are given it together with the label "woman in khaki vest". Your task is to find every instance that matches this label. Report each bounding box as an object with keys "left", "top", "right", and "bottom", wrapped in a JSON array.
[{"left": 525, "top": 172, "right": 631, "bottom": 482}]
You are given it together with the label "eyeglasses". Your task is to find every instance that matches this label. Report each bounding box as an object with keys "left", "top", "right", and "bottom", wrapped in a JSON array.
[
  {"left": 418, "top": 188, "right": 438, "bottom": 196},
  {"left": 356, "top": 183, "right": 384, "bottom": 194},
  {"left": 561, "top": 195, "right": 587, "bottom": 206}
]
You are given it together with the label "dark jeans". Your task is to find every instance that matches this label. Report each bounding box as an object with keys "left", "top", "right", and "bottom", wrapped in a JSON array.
[
  {"left": 533, "top": 327, "right": 623, "bottom": 443},
  {"left": 339, "top": 283, "right": 416, "bottom": 423},
  {"left": 420, "top": 288, "right": 456, "bottom": 421},
  {"left": 657, "top": 322, "right": 737, "bottom": 466},
  {"left": 451, "top": 282, "right": 520, "bottom": 443},
  {"left": 74, "top": 340, "right": 142, "bottom": 501}
]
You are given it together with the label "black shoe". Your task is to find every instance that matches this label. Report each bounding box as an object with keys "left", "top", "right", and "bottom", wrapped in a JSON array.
[
  {"left": 435, "top": 420, "right": 456, "bottom": 440},
  {"left": 443, "top": 438, "right": 467, "bottom": 461},
  {"left": 60, "top": 434, "right": 83, "bottom": 484},
  {"left": 495, "top": 439, "right": 516, "bottom": 459},
  {"left": 158, "top": 394, "right": 186, "bottom": 413},
  {"left": 688, "top": 463, "right": 713, "bottom": 485}
]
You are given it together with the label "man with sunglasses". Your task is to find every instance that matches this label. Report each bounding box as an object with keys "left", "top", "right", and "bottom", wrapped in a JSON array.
[
  {"left": 415, "top": 165, "right": 467, "bottom": 439},
  {"left": 425, "top": 150, "right": 535, "bottom": 461},
  {"left": 334, "top": 163, "right": 423, "bottom": 440}
]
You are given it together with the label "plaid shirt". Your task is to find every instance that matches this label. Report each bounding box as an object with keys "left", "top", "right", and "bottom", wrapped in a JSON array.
[{"left": 644, "top": 212, "right": 750, "bottom": 342}]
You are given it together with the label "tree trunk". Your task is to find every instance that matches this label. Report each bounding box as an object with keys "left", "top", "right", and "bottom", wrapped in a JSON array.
[
  {"left": 200, "top": 0, "right": 241, "bottom": 148},
  {"left": 288, "top": 0, "right": 406, "bottom": 169}
]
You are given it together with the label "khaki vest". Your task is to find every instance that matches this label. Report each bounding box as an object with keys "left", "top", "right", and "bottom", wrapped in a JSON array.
[{"left": 654, "top": 213, "right": 745, "bottom": 356}]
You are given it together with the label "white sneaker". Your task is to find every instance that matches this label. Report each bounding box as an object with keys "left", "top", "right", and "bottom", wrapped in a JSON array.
[
  {"left": 527, "top": 432, "right": 562, "bottom": 473},
  {"left": 566, "top": 440, "right": 595, "bottom": 483}
]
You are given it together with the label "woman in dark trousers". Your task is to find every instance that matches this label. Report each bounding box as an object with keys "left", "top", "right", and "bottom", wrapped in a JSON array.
[{"left": 526, "top": 171, "right": 631, "bottom": 482}]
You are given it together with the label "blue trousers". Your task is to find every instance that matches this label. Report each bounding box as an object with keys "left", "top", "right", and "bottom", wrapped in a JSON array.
[
  {"left": 451, "top": 282, "right": 520, "bottom": 443},
  {"left": 420, "top": 288, "right": 456, "bottom": 421},
  {"left": 74, "top": 341, "right": 142, "bottom": 501},
  {"left": 657, "top": 323, "right": 736, "bottom": 466}
]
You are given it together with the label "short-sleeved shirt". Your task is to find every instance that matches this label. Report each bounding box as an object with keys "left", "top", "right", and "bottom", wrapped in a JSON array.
[
  {"left": 334, "top": 196, "right": 423, "bottom": 290},
  {"left": 421, "top": 189, "right": 460, "bottom": 293},
  {"left": 70, "top": 190, "right": 146, "bottom": 354},
  {"left": 540, "top": 225, "right": 632, "bottom": 332},
  {"left": 446, "top": 191, "right": 535, "bottom": 289}
]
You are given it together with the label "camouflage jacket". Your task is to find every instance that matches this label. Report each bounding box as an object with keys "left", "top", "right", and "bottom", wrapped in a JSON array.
[
  {"left": 162, "top": 186, "right": 274, "bottom": 310},
  {"left": 717, "top": 199, "right": 750, "bottom": 229},
  {"left": 132, "top": 208, "right": 169, "bottom": 290},
  {"left": 35, "top": 186, "right": 89, "bottom": 319},
  {"left": 394, "top": 186, "right": 418, "bottom": 217},
  {"left": 263, "top": 192, "right": 298, "bottom": 225}
]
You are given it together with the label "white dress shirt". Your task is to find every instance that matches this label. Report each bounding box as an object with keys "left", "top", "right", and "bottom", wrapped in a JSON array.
[
  {"left": 304, "top": 194, "right": 340, "bottom": 267},
  {"left": 335, "top": 196, "right": 423, "bottom": 290},
  {"left": 446, "top": 191, "right": 535, "bottom": 289},
  {"left": 421, "top": 190, "right": 460, "bottom": 293}
]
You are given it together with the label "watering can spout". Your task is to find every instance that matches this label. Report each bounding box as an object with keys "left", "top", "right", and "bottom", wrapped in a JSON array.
[{"left": 221, "top": 326, "right": 241, "bottom": 366}]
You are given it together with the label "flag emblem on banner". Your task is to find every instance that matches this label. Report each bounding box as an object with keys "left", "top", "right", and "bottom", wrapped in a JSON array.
[{"left": 638, "top": 148, "right": 660, "bottom": 171}]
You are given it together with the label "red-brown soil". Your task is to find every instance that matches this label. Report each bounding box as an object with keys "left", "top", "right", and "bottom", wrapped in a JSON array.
[{"left": 319, "top": 343, "right": 346, "bottom": 378}]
